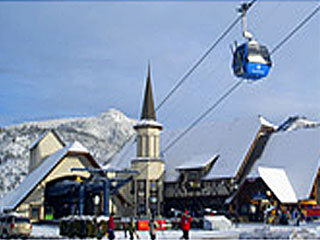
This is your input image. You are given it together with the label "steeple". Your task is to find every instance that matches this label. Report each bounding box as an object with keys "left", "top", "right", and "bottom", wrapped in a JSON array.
[
  {"left": 141, "top": 62, "right": 156, "bottom": 121},
  {"left": 131, "top": 62, "right": 165, "bottom": 217}
]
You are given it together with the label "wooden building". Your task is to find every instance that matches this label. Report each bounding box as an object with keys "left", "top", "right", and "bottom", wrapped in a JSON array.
[{"left": 0, "top": 131, "right": 101, "bottom": 221}]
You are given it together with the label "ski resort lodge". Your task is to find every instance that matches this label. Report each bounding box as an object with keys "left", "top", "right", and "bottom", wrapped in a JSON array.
[{"left": 1, "top": 65, "right": 320, "bottom": 222}]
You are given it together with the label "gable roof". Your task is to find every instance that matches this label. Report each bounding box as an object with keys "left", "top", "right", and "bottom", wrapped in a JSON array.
[
  {"left": 109, "top": 117, "right": 261, "bottom": 182},
  {"left": 249, "top": 126, "right": 320, "bottom": 200},
  {"left": 1, "top": 141, "right": 100, "bottom": 211},
  {"left": 258, "top": 166, "right": 297, "bottom": 204},
  {"left": 29, "top": 129, "right": 66, "bottom": 150}
]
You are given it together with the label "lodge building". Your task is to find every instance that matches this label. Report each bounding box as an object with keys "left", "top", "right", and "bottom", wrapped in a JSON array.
[{"left": 1, "top": 64, "right": 320, "bottom": 222}]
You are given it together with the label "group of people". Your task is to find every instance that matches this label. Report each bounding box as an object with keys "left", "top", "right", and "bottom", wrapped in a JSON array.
[
  {"left": 101, "top": 209, "right": 193, "bottom": 240},
  {"left": 264, "top": 205, "right": 304, "bottom": 226}
]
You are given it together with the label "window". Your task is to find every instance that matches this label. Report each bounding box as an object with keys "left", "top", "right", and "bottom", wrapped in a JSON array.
[
  {"left": 137, "top": 136, "right": 142, "bottom": 156},
  {"left": 31, "top": 206, "right": 40, "bottom": 220},
  {"left": 187, "top": 171, "right": 199, "bottom": 180},
  {"left": 248, "top": 45, "right": 271, "bottom": 64},
  {"left": 138, "top": 180, "right": 146, "bottom": 192}
]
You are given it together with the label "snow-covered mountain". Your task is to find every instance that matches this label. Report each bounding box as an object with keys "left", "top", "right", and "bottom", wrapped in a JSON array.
[{"left": 0, "top": 109, "right": 136, "bottom": 197}]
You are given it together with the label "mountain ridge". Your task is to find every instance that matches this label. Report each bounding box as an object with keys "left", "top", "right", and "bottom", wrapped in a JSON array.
[{"left": 0, "top": 109, "right": 136, "bottom": 197}]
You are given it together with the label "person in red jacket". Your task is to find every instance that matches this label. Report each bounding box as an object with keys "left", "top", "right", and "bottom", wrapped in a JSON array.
[
  {"left": 180, "top": 210, "right": 193, "bottom": 240},
  {"left": 107, "top": 212, "right": 115, "bottom": 240}
]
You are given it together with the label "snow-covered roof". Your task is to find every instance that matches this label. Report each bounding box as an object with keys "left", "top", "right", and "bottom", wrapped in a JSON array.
[
  {"left": 258, "top": 166, "right": 297, "bottom": 204},
  {"left": 68, "top": 141, "right": 89, "bottom": 153},
  {"left": 110, "top": 117, "right": 261, "bottom": 182},
  {"left": 249, "top": 126, "right": 320, "bottom": 200},
  {"left": 277, "top": 116, "right": 320, "bottom": 132},
  {"left": 28, "top": 129, "right": 65, "bottom": 150},
  {"left": 134, "top": 119, "right": 163, "bottom": 129},
  {"left": 1, "top": 141, "right": 96, "bottom": 211},
  {"left": 175, "top": 154, "right": 218, "bottom": 170},
  {"left": 259, "top": 116, "right": 278, "bottom": 130}
]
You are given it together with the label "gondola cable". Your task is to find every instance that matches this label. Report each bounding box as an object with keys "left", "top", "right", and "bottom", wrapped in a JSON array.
[
  {"left": 161, "top": 80, "right": 243, "bottom": 154},
  {"left": 155, "top": 0, "right": 257, "bottom": 113},
  {"left": 161, "top": 3, "right": 320, "bottom": 155},
  {"left": 270, "top": 4, "right": 320, "bottom": 55},
  {"left": 113, "top": 0, "right": 257, "bottom": 167}
]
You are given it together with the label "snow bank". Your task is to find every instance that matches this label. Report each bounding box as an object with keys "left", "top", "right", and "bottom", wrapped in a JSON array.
[{"left": 203, "top": 216, "right": 232, "bottom": 230}]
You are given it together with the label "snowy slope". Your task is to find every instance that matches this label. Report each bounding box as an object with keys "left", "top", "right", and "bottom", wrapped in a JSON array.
[{"left": 0, "top": 109, "right": 136, "bottom": 198}]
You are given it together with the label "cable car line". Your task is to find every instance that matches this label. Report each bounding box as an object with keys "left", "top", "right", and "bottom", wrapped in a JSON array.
[
  {"left": 161, "top": 3, "right": 320, "bottom": 155},
  {"left": 270, "top": 4, "right": 320, "bottom": 55},
  {"left": 113, "top": 0, "right": 257, "bottom": 166},
  {"left": 154, "top": 0, "right": 257, "bottom": 113},
  {"left": 161, "top": 80, "right": 243, "bottom": 154},
  {"left": 115, "top": 2, "right": 320, "bottom": 167}
]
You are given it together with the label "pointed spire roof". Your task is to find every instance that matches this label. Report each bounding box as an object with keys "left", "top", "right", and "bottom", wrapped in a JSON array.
[{"left": 141, "top": 62, "right": 156, "bottom": 121}]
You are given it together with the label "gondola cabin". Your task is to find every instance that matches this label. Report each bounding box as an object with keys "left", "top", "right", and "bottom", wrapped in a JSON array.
[{"left": 232, "top": 40, "right": 272, "bottom": 81}]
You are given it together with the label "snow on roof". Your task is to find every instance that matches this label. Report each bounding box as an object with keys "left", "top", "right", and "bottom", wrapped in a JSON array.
[
  {"left": 28, "top": 129, "right": 65, "bottom": 150},
  {"left": 68, "top": 141, "right": 89, "bottom": 153},
  {"left": 259, "top": 116, "right": 278, "bottom": 130},
  {"left": 1, "top": 141, "right": 93, "bottom": 211},
  {"left": 175, "top": 154, "right": 218, "bottom": 170},
  {"left": 110, "top": 117, "right": 260, "bottom": 182},
  {"left": 249, "top": 126, "right": 320, "bottom": 200},
  {"left": 134, "top": 119, "right": 163, "bottom": 129},
  {"left": 277, "top": 116, "right": 320, "bottom": 132},
  {"left": 258, "top": 166, "right": 297, "bottom": 204}
]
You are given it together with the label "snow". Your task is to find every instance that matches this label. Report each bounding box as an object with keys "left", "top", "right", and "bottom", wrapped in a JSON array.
[
  {"left": 0, "top": 109, "right": 135, "bottom": 198},
  {"left": 29, "top": 223, "right": 320, "bottom": 239},
  {"left": 259, "top": 115, "right": 278, "bottom": 130},
  {"left": 111, "top": 116, "right": 263, "bottom": 182},
  {"left": 175, "top": 154, "right": 218, "bottom": 170},
  {"left": 258, "top": 166, "right": 298, "bottom": 204},
  {"left": 135, "top": 119, "right": 163, "bottom": 128},
  {"left": 250, "top": 126, "right": 320, "bottom": 200},
  {"left": 68, "top": 141, "right": 90, "bottom": 153},
  {"left": 203, "top": 216, "right": 232, "bottom": 230},
  {"left": 32, "top": 224, "right": 60, "bottom": 238},
  {"left": 277, "top": 116, "right": 320, "bottom": 132}
]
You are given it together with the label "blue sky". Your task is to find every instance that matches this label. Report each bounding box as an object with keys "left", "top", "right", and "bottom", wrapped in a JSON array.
[{"left": 0, "top": 1, "right": 319, "bottom": 129}]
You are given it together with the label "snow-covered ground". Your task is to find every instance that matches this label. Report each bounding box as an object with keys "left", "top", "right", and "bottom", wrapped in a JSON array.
[{"left": 30, "top": 223, "right": 320, "bottom": 239}]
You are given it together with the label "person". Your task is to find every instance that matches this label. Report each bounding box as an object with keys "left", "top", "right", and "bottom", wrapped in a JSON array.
[
  {"left": 123, "top": 221, "right": 128, "bottom": 238},
  {"left": 149, "top": 215, "right": 159, "bottom": 240},
  {"left": 107, "top": 212, "right": 115, "bottom": 240},
  {"left": 292, "top": 207, "right": 301, "bottom": 226},
  {"left": 128, "top": 218, "right": 139, "bottom": 240},
  {"left": 180, "top": 210, "right": 192, "bottom": 240}
]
